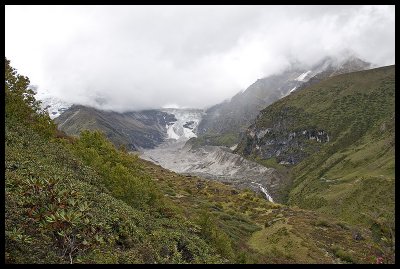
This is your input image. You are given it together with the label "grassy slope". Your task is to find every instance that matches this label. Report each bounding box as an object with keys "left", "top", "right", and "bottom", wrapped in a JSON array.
[
  {"left": 186, "top": 132, "right": 239, "bottom": 149},
  {"left": 128, "top": 157, "right": 392, "bottom": 264},
  {"left": 237, "top": 66, "right": 395, "bottom": 235},
  {"left": 5, "top": 123, "right": 227, "bottom": 264},
  {"left": 286, "top": 66, "right": 395, "bottom": 227}
]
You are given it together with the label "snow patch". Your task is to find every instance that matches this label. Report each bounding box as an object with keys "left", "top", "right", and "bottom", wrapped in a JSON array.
[
  {"left": 230, "top": 144, "right": 238, "bottom": 151},
  {"left": 295, "top": 71, "right": 312, "bottom": 81},
  {"left": 58, "top": 109, "right": 80, "bottom": 129},
  {"left": 35, "top": 90, "right": 72, "bottom": 119}
]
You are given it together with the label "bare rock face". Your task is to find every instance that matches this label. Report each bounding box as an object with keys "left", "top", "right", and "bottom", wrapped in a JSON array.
[{"left": 240, "top": 106, "right": 330, "bottom": 165}]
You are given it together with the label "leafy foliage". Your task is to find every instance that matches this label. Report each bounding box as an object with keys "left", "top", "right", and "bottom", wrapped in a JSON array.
[
  {"left": 5, "top": 57, "right": 56, "bottom": 138},
  {"left": 69, "top": 130, "right": 160, "bottom": 210}
]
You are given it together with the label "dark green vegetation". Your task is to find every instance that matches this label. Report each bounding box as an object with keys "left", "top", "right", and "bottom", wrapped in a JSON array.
[
  {"left": 5, "top": 58, "right": 394, "bottom": 263},
  {"left": 236, "top": 66, "right": 395, "bottom": 261},
  {"left": 186, "top": 132, "right": 239, "bottom": 148}
]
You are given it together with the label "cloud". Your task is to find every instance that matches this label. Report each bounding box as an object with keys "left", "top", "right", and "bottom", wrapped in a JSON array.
[{"left": 5, "top": 5, "right": 395, "bottom": 112}]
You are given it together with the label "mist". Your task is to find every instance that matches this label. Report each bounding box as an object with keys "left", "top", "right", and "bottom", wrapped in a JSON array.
[{"left": 5, "top": 5, "right": 395, "bottom": 112}]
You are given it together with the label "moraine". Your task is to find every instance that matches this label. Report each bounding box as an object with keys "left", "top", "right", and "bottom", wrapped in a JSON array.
[{"left": 140, "top": 108, "right": 284, "bottom": 202}]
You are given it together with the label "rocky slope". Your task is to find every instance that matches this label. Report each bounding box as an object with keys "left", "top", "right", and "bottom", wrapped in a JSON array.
[
  {"left": 141, "top": 140, "right": 285, "bottom": 202},
  {"left": 54, "top": 105, "right": 177, "bottom": 150},
  {"left": 195, "top": 56, "right": 371, "bottom": 147}
]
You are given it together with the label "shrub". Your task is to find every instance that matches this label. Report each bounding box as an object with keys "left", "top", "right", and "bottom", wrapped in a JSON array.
[
  {"left": 197, "top": 210, "right": 234, "bottom": 260},
  {"left": 69, "top": 130, "right": 161, "bottom": 209},
  {"left": 335, "top": 249, "right": 355, "bottom": 263},
  {"left": 314, "top": 219, "right": 331, "bottom": 228}
]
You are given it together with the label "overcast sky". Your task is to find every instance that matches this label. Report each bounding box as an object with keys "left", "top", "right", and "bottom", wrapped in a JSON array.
[{"left": 5, "top": 5, "right": 395, "bottom": 112}]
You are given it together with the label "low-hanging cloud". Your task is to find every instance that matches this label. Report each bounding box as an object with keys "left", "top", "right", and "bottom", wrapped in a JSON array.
[{"left": 5, "top": 5, "right": 395, "bottom": 112}]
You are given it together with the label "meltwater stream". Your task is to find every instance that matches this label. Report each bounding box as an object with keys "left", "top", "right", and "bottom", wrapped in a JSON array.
[{"left": 140, "top": 109, "right": 281, "bottom": 202}]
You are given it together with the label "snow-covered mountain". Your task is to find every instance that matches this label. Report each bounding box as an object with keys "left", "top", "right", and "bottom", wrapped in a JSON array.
[
  {"left": 38, "top": 96, "right": 72, "bottom": 119},
  {"left": 34, "top": 89, "right": 72, "bottom": 119}
]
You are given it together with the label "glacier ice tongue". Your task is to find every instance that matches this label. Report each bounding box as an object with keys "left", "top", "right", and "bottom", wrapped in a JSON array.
[{"left": 163, "top": 109, "right": 203, "bottom": 141}]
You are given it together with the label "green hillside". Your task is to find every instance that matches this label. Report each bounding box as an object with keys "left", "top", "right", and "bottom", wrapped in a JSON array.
[
  {"left": 236, "top": 66, "right": 395, "bottom": 248},
  {"left": 5, "top": 58, "right": 394, "bottom": 264}
]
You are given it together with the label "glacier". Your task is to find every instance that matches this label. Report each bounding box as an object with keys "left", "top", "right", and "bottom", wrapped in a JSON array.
[
  {"left": 34, "top": 89, "right": 72, "bottom": 119},
  {"left": 162, "top": 108, "right": 203, "bottom": 141}
]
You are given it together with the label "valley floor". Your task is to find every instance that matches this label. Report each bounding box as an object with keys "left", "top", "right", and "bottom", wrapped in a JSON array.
[{"left": 139, "top": 138, "right": 281, "bottom": 202}]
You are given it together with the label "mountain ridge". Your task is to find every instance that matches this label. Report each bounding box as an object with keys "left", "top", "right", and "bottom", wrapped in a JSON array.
[
  {"left": 194, "top": 56, "right": 371, "bottom": 148},
  {"left": 54, "top": 104, "right": 178, "bottom": 150}
]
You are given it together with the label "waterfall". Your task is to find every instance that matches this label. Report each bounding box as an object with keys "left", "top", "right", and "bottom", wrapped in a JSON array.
[{"left": 251, "top": 181, "right": 274, "bottom": 202}]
